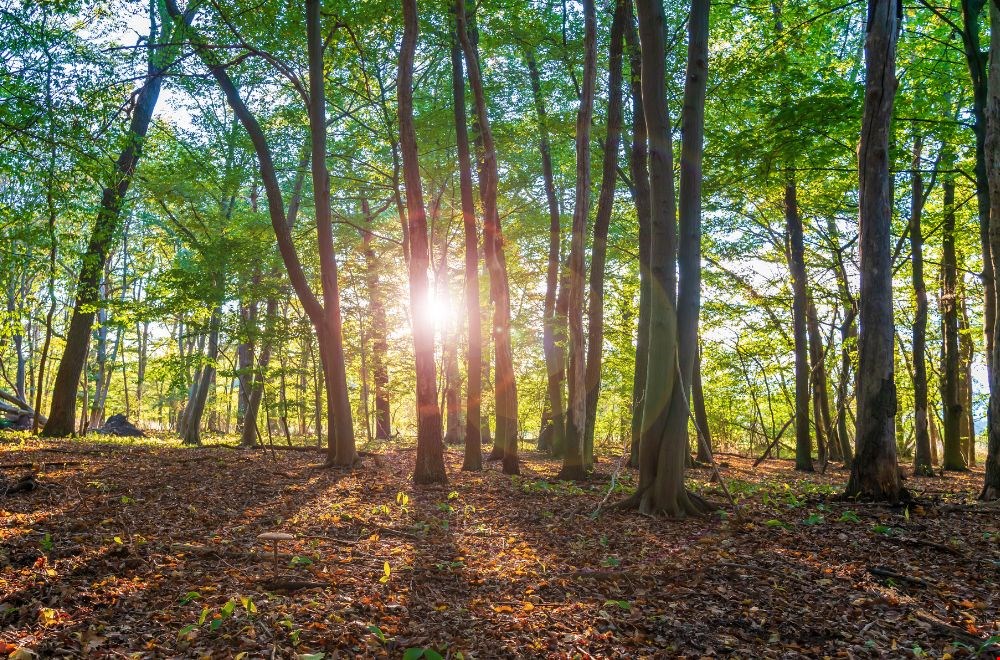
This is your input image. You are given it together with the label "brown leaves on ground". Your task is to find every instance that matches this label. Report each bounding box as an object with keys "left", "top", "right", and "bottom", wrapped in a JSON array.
[{"left": 0, "top": 436, "right": 998, "bottom": 658}]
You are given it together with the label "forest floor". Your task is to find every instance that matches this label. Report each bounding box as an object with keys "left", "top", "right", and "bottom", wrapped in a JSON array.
[{"left": 0, "top": 434, "right": 998, "bottom": 659}]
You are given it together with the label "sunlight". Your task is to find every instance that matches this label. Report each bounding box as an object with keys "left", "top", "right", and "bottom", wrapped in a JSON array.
[{"left": 419, "top": 289, "right": 459, "bottom": 332}]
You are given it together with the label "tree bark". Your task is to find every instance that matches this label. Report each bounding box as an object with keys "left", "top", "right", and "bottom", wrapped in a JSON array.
[
  {"left": 400, "top": 0, "right": 447, "bottom": 484},
  {"left": 450, "top": 7, "right": 483, "bottom": 472},
  {"left": 182, "top": 305, "right": 221, "bottom": 446},
  {"left": 911, "top": 135, "right": 933, "bottom": 476},
  {"left": 626, "top": 12, "right": 652, "bottom": 469},
  {"left": 941, "top": 171, "right": 966, "bottom": 471},
  {"left": 525, "top": 49, "right": 566, "bottom": 456},
  {"left": 627, "top": 0, "right": 712, "bottom": 517},
  {"left": 980, "top": 0, "right": 1000, "bottom": 500},
  {"left": 959, "top": 284, "right": 976, "bottom": 467},
  {"left": 457, "top": 0, "right": 519, "bottom": 475},
  {"left": 807, "top": 299, "right": 834, "bottom": 466},
  {"left": 693, "top": 343, "right": 712, "bottom": 462},
  {"left": 583, "top": 0, "right": 627, "bottom": 469},
  {"left": 785, "top": 170, "right": 813, "bottom": 472},
  {"left": 845, "top": 0, "right": 905, "bottom": 502},
  {"left": 362, "top": 198, "right": 392, "bottom": 440},
  {"left": 560, "top": 0, "right": 599, "bottom": 482}
]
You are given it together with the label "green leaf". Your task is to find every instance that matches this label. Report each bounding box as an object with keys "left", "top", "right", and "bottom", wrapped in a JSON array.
[
  {"left": 367, "top": 624, "right": 387, "bottom": 643},
  {"left": 179, "top": 591, "right": 201, "bottom": 605},
  {"left": 177, "top": 623, "right": 197, "bottom": 638},
  {"left": 838, "top": 511, "right": 861, "bottom": 523},
  {"left": 197, "top": 606, "right": 209, "bottom": 625},
  {"left": 220, "top": 600, "right": 235, "bottom": 618},
  {"left": 402, "top": 649, "right": 425, "bottom": 660}
]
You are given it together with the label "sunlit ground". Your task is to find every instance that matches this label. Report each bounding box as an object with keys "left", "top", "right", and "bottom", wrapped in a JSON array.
[{"left": 0, "top": 433, "right": 996, "bottom": 657}]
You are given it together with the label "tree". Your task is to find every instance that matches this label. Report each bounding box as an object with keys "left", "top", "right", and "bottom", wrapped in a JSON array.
[
  {"left": 981, "top": 0, "right": 1000, "bottom": 501},
  {"left": 560, "top": 0, "right": 598, "bottom": 482},
  {"left": 43, "top": 3, "right": 196, "bottom": 436},
  {"left": 449, "top": 3, "right": 482, "bottom": 472},
  {"left": 399, "top": 0, "right": 447, "bottom": 484},
  {"left": 845, "top": 0, "right": 906, "bottom": 502},
  {"left": 457, "top": 0, "right": 519, "bottom": 475},
  {"left": 941, "top": 160, "right": 966, "bottom": 471},
  {"left": 785, "top": 169, "right": 812, "bottom": 472},
  {"left": 911, "top": 134, "right": 933, "bottom": 477},
  {"left": 624, "top": 0, "right": 712, "bottom": 516}
]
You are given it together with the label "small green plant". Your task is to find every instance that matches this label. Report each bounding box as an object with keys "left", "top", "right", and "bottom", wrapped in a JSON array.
[
  {"left": 765, "top": 518, "right": 791, "bottom": 529},
  {"left": 402, "top": 648, "right": 444, "bottom": 660},
  {"left": 39, "top": 533, "right": 53, "bottom": 553},
  {"left": 367, "top": 624, "right": 389, "bottom": 645},
  {"left": 872, "top": 523, "right": 893, "bottom": 536},
  {"left": 379, "top": 561, "right": 391, "bottom": 584},
  {"left": 396, "top": 491, "right": 410, "bottom": 511},
  {"left": 838, "top": 510, "right": 861, "bottom": 523},
  {"left": 604, "top": 599, "right": 631, "bottom": 611},
  {"left": 178, "top": 591, "right": 201, "bottom": 605},
  {"left": 802, "top": 513, "right": 824, "bottom": 526},
  {"left": 290, "top": 555, "right": 314, "bottom": 567},
  {"left": 601, "top": 556, "right": 621, "bottom": 568}
]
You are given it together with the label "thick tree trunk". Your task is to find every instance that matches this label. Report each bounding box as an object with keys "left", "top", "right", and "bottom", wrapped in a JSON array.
[
  {"left": 450, "top": 10, "right": 483, "bottom": 471},
  {"left": 525, "top": 49, "right": 566, "bottom": 456},
  {"left": 981, "top": 0, "right": 1000, "bottom": 500},
  {"left": 785, "top": 171, "right": 813, "bottom": 472},
  {"left": 845, "top": 0, "right": 905, "bottom": 502},
  {"left": 583, "top": 0, "right": 627, "bottom": 469},
  {"left": 560, "top": 0, "right": 599, "bottom": 482},
  {"left": 626, "top": 13, "right": 652, "bottom": 469},
  {"left": 627, "top": 0, "right": 712, "bottom": 517},
  {"left": 941, "top": 173, "right": 967, "bottom": 471},
  {"left": 457, "top": 0, "right": 519, "bottom": 475},
  {"left": 42, "top": 6, "right": 193, "bottom": 436},
  {"left": 400, "top": 0, "right": 447, "bottom": 484},
  {"left": 911, "top": 135, "right": 933, "bottom": 476}
]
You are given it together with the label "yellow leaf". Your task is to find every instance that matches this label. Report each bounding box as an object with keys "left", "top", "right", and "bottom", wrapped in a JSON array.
[
  {"left": 522, "top": 602, "right": 535, "bottom": 612},
  {"left": 493, "top": 605, "right": 513, "bottom": 613},
  {"left": 435, "top": 604, "right": 448, "bottom": 611}
]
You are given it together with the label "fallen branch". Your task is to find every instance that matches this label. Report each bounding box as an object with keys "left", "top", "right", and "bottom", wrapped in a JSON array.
[
  {"left": 867, "top": 566, "right": 932, "bottom": 587},
  {"left": 751, "top": 417, "right": 795, "bottom": 468},
  {"left": 257, "top": 578, "right": 329, "bottom": 592},
  {"left": 0, "top": 461, "right": 83, "bottom": 469},
  {"left": 881, "top": 534, "right": 964, "bottom": 557},
  {"left": 912, "top": 609, "right": 997, "bottom": 650}
]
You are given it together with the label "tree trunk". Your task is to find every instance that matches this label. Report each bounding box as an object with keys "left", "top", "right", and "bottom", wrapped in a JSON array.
[
  {"left": 981, "top": 0, "right": 1000, "bottom": 500},
  {"left": 400, "top": 0, "right": 447, "bottom": 484},
  {"left": 450, "top": 8, "right": 483, "bottom": 471},
  {"left": 959, "top": 285, "right": 976, "bottom": 467},
  {"left": 941, "top": 171, "right": 966, "bottom": 471},
  {"left": 785, "top": 170, "right": 813, "bottom": 472},
  {"left": 457, "top": 0, "right": 519, "bottom": 475},
  {"left": 693, "top": 343, "right": 712, "bottom": 463},
  {"left": 362, "top": 198, "right": 392, "bottom": 440},
  {"left": 43, "top": 4, "right": 195, "bottom": 436},
  {"left": 807, "top": 300, "right": 834, "bottom": 466},
  {"left": 911, "top": 135, "right": 933, "bottom": 476},
  {"left": 560, "top": 0, "right": 598, "bottom": 482},
  {"left": 583, "top": 0, "right": 627, "bottom": 469},
  {"left": 525, "top": 49, "right": 566, "bottom": 456},
  {"left": 182, "top": 305, "right": 221, "bottom": 446},
  {"left": 626, "top": 13, "right": 652, "bottom": 469},
  {"left": 627, "top": 0, "right": 712, "bottom": 517},
  {"left": 845, "top": 0, "right": 905, "bottom": 502},
  {"left": 959, "top": 0, "right": 993, "bottom": 369}
]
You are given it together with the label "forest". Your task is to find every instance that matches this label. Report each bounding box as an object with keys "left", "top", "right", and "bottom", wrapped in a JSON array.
[{"left": 1, "top": 0, "right": 1000, "bottom": 656}]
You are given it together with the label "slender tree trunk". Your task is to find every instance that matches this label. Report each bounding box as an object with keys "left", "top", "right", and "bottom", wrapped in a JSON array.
[
  {"left": 560, "top": 0, "right": 599, "bottom": 481},
  {"left": 526, "top": 48, "right": 567, "bottom": 456},
  {"left": 785, "top": 170, "right": 813, "bottom": 472},
  {"left": 362, "top": 197, "right": 392, "bottom": 440},
  {"left": 980, "top": 0, "right": 1000, "bottom": 500},
  {"left": 959, "top": 285, "right": 976, "bottom": 467},
  {"left": 846, "top": 0, "right": 905, "bottom": 502},
  {"left": 959, "top": 0, "right": 993, "bottom": 368},
  {"left": 440, "top": 230, "right": 463, "bottom": 446},
  {"left": 458, "top": 0, "right": 519, "bottom": 475},
  {"left": 450, "top": 8, "right": 482, "bottom": 471},
  {"left": 182, "top": 305, "right": 221, "bottom": 446},
  {"left": 941, "top": 171, "right": 967, "bottom": 471},
  {"left": 400, "top": 0, "right": 447, "bottom": 484},
  {"left": 807, "top": 300, "right": 834, "bottom": 466},
  {"left": 583, "top": 0, "right": 627, "bottom": 468},
  {"left": 911, "top": 135, "right": 933, "bottom": 476},
  {"left": 626, "top": 13, "right": 652, "bottom": 468},
  {"left": 693, "top": 343, "right": 712, "bottom": 463}
]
